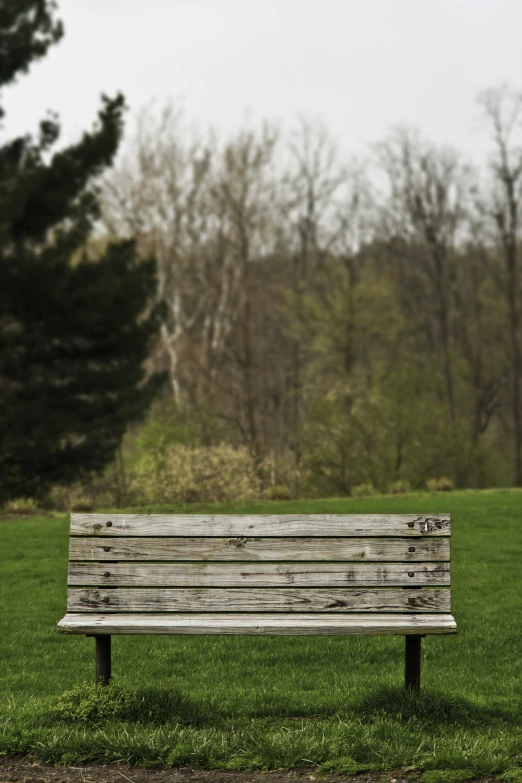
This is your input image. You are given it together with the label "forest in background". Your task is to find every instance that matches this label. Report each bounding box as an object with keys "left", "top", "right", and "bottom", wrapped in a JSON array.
[
  {"left": 2, "top": 2, "right": 521, "bottom": 510},
  {"left": 70, "top": 87, "right": 521, "bottom": 508}
]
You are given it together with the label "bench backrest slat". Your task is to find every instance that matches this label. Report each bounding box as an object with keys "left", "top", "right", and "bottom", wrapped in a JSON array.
[
  {"left": 70, "top": 513, "right": 451, "bottom": 537},
  {"left": 69, "top": 536, "right": 449, "bottom": 562},
  {"left": 68, "top": 562, "right": 450, "bottom": 587},
  {"left": 67, "top": 587, "right": 452, "bottom": 613}
]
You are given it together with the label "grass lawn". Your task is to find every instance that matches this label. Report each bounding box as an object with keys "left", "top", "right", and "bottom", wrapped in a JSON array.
[{"left": 1, "top": 491, "right": 521, "bottom": 781}]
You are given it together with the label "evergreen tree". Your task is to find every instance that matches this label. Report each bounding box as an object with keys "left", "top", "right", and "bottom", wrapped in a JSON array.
[{"left": 0, "top": 1, "right": 164, "bottom": 501}]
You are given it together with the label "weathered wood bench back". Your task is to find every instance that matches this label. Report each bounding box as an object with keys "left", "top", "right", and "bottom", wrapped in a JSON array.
[{"left": 58, "top": 513, "right": 456, "bottom": 689}]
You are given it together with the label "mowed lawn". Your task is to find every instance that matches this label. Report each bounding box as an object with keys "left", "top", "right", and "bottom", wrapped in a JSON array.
[{"left": 1, "top": 492, "right": 521, "bottom": 780}]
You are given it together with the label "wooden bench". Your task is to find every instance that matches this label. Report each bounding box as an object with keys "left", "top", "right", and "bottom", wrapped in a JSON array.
[{"left": 58, "top": 513, "right": 456, "bottom": 690}]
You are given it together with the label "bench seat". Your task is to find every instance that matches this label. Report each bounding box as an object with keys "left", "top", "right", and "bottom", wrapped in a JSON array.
[{"left": 58, "top": 612, "right": 457, "bottom": 635}]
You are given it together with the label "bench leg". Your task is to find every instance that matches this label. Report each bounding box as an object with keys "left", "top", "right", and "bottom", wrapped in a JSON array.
[
  {"left": 405, "top": 635, "right": 421, "bottom": 690},
  {"left": 95, "top": 635, "right": 111, "bottom": 685}
]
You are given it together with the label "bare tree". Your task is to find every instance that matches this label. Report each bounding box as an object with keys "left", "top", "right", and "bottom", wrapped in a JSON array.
[
  {"left": 478, "top": 85, "right": 522, "bottom": 484},
  {"left": 330, "top": 164, "right": 375, "bottom": 376},
  {"left": 211, "top": 123, "right": 281, "bottom": 465},
  {"left": 278, "top": 119, "right": 346, "bottom": 480},
  {"left": 101, "top": 104, "right": 256, "bottom": 404},
  {"left": 375, "top": 128, "right": 473, "bottom": 436}
]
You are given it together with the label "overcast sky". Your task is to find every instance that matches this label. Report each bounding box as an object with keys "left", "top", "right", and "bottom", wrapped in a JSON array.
[{"left": 3, "top": 0, "right": 522, "bottom": 164}]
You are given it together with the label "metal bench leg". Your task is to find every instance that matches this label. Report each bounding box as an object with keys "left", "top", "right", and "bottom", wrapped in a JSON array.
[
  {"left": 405, "top": 635, "right": 421, "bottom": 690},
  {"left": 95, "top": 635, "right": 111, "bottom": 685}
]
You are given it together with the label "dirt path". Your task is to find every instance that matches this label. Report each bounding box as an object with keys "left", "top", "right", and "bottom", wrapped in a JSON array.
[{"left": 0, "top": 758, "right": 502, "bottom": 783}]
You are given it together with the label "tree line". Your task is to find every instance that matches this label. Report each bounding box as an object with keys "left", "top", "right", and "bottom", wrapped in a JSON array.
[{"left": 100, "top": 93, "right": 522, "bottom": 496}]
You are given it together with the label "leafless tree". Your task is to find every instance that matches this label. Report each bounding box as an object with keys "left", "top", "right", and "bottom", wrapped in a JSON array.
[
  {"left": 101, "top": 106, "right": 278, "bottom": 410},
  {"left": 277, "top": 119, "right": 346, "bottom": 478},
  {"left": 210, "top": 122, "right": 280, "bottom": 464},
  {"left": 101, "top": 104, "right": 216, "bottom": 400},
  {"left": 477, "top": 85, "right": 522, "bottom": 484},
  {"left": 375, "top": 128, "right": 473, "bottom": 435}
]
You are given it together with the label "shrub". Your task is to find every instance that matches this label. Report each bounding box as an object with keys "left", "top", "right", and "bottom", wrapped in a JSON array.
[
  {"left": 426, "top": 476, "right": 454, "bottom": 492},
  {"left": 2, "top": 497, "right": 39, "bottom": 516},
  {"left": 388, "top": 479, "right": 411, "bottom": 494},
  {"left": 263, "top": 485, "right": 292, "bottom": 501},
  {"left": 352, "top": 483, "right": 378, "bottom": 497},
  {"left": 69, "top": 497, "right": 94, "bottom": 513},
  {"left": 130, "top": 443, "right": 260, "bottom": 504},
  {"left": 47, "top": 481, "right": 112, "bottom": 512}
]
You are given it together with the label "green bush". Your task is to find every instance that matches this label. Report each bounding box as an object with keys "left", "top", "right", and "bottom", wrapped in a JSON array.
[
  {"left": 47, "top": 480, "right": 114, "bottom": 512},
  {"left": 426, "top": 476, "right": 455, "bottom": 492},
  {"left": 300, "top": 390, "right": 394, "bottom": 497},
  {"left": 263, "top": 484, "right": 293, "bottom": 500},
  {"left": 352, "top": 483, "right": 378, "bottom": 497},
  {"left": 130, "top": 443, "right": 260, "bottom": 504},
  {"left": 69, "top": 497, "right": 94, "bottom": 512},
  {"left": 132, "top": 398, "right": 227, "bottom": 455},
  {"left": 388, "top": 479, "right": 411, "bottom": 494},
  {"left": 2, "top": 497, "right": 39, "bottom": 516}
]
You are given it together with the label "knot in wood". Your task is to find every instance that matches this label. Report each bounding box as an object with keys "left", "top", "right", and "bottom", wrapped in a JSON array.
[
  {"left": 326, "top": 599, "right": 347, "bottom": 609},
  {"left": 229, "top": 537, "right": 252, "bottom": 548}
]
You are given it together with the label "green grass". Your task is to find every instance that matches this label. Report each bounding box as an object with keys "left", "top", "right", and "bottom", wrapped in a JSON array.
[{"left": 1, "top": 491, "right": 521, "bottom": 780}]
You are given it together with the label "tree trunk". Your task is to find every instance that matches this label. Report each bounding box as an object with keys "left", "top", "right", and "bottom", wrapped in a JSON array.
[{"left": 507, "top": 246, "right": 522, "bottom": 486}]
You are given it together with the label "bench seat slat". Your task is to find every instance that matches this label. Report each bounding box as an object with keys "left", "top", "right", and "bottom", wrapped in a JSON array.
[
  {"left": 71, "top": 514, "right": 450, "bottom": 538},
  {"left": 69, "top": 536, "right": 450, "bottom": 562},
  {"left": 58, "top": 612, "right": 457, "bottom": 635},
  {"left": 67, "top": 587, "right": 451, "bottom": 613},
  {"left": 68, "top": 562, "right": 450, "bottom": 587}
]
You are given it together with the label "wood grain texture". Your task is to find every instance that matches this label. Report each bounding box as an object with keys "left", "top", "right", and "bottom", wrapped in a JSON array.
[
  {"left": 57, "top": 612, "right": 457, "bottom": 635},
  {"left": 69, "top": 536, "right": 450, "bottom": 562},
  {"left": 70, "top": 514, "right": 451, "bottom": 538},
  {"left": 67, "top": 587, "right": 451, "bottom": 613},
  {"left": 68, "top": 562, "right": 450, "bottom": 587}
]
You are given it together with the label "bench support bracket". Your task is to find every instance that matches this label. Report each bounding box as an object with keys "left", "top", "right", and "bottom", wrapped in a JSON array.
[
  {"left": 405, "top": 634, "right": 422, "bottom": 690},
  {"left": 94, "top": 635, "right": 111, "bottom": 685}
]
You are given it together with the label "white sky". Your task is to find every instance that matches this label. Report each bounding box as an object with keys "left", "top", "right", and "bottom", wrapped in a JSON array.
[{"left": 2, "top": 0, "right": 522, "bottom": 164}]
